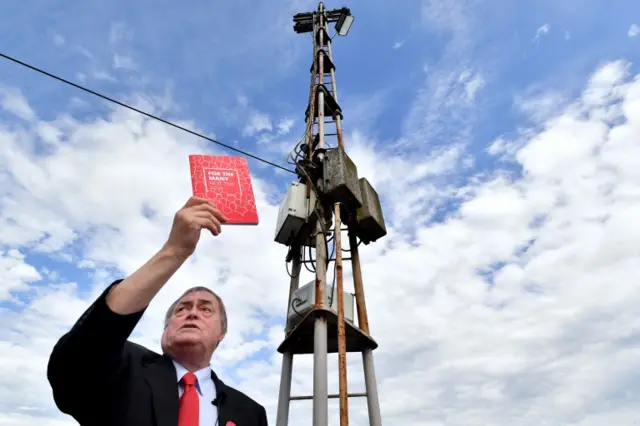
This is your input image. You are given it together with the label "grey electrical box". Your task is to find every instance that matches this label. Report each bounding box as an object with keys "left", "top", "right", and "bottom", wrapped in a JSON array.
[
  {"left": 286, "top": 279, "right": 355, "bottom": 331},
  {"left": 354, "top": 177, "right": 387, "bottom": 244},
  {"left": 322, "top": 147, "right": 362, "bottom": 211},
  {"left": 274, "top": 182, "right": 318, "bottom": 246}
]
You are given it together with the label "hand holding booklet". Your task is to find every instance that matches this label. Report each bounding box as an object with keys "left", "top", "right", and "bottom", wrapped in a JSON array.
[{"left": 189, "top": 154, "right": 259, "bottom": 225}]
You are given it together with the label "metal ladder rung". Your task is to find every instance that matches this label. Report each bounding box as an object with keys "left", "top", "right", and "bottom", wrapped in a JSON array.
[
  {"left": 290, "top": 392, "right": 367, "bottom": 401},
  {"left": 301, "top": 257, "right": 352, "bottom": 264}
]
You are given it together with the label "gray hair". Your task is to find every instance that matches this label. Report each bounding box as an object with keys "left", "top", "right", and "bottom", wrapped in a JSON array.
[{"left": 164, "top": 286, "right": 228, "bottom": 335}]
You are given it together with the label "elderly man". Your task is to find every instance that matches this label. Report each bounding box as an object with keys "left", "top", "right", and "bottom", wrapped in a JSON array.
[{"left": 47, "top": 197, "right": 268, "bottom": 426}]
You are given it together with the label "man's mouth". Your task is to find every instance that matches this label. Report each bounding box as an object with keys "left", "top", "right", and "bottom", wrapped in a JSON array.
[{"left": 181, "top": 324, "right": 199, "bottom": 330}]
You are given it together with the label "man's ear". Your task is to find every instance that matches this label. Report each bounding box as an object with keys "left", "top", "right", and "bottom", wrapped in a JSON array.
[{"left": 214, "top": 333, "right": 225, "bottom": 349}]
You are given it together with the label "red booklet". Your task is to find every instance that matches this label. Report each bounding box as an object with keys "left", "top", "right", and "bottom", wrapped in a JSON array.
[{"left": 189, "top": 155, "right": 259, "bottom": 225}]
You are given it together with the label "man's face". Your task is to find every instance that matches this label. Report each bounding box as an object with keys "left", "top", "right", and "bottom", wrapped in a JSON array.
[{"left": 161, "top": 290, "right": 224, "bottom": 353}]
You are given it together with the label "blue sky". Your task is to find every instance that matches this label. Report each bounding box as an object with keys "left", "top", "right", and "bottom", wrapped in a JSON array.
[
  {"left": 4, "top": 0, "right": 637, "bottom": 156},
  {"left": 1, "top": 0, "right": 640, "bottom": 425}
]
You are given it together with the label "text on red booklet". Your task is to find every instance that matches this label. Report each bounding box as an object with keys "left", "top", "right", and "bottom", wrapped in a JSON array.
[{"left": 189, "top": 155, "right": 259, "bottom": 225}]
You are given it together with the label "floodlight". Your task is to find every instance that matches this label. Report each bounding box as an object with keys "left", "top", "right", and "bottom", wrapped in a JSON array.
[{"left": 335, "top": 10, "right": 354, "bottom": 36}]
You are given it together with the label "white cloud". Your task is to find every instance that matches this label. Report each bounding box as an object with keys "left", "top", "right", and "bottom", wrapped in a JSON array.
[
  {"left": 92, "top": 70, "right": 117, "bottom": 82},
  {"left": 113, "top": 54, "right": 137, "bottom": 70},
  {"left": 628, "top": 24, "right": 639, "bottom": 38},
  {"left": 53, "top": 33, "right": 65, "bottom": 46},
  {"left": 421, "top": 0, "right": 476, "bottom": 50},
  {"left": 405, "top": 1, "right": 486, "bottom": 151},
  {"left": 459, "top": 70, "right": 485, "bottom": 102},
  {"left": 0, "top": 87, "right": 36, "bottom": 122},
  {"left": 514, "top": 90, "right": 567, "bottom": 124},
  {"left": 0, "top": 249, "right": 41, "bottom": 301},
  {"left": 276, "top": 117, "right": 295, "bottom": 135},
  {"left": 242, "top": 111, "right": 273, "bottom": 136},
  {"left": 74, "top": 46, "right": 94, "bottom": 60},
  {"left": 108, "top": 22, "right": 137, "bottom": 71},
  {"left": 533, "top": 23, "right": 550, "bottom": 43},
  {"left": 399, "top": 64, "right": 484, "bottom": 150}
]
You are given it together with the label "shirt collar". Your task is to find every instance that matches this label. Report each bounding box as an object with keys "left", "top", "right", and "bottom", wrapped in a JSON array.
[{"left": 172, "top": 359, "right": 213, "bottom": 396}]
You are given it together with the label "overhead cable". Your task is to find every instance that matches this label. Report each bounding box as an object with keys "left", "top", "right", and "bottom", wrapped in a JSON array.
[{"left": 0, "top": 52, "right": 296, "bottom": 174}]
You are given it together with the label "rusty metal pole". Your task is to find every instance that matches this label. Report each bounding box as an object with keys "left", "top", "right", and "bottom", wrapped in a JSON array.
[
  {"left": 330, "top": 33, "right": 378, "bottom": 425},
  {"left": 312, "top": 4, "right": 329, "bottom": 426},
  {"left": 307, "top": 26, "right": 318, "bottom": 163},
  {"left": 334, "top": 205, "right": 349, "bottom": 426},
  {"left": 325, "top": 6, "right": 370, "bottom": 339},
  {"left": 306, "top": 8, "right": 318, "bottom": 193},
  {"left": 325, "top": 16, "right": 349, "bottom": 426},
  {"left": 348, "top": 233, "right": 369, "bottom": 333}
]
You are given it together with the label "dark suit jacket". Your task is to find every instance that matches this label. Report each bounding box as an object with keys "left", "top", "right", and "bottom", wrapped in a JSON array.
[{"left": 47, "top": 279, "right": 268, "bottom": 426}]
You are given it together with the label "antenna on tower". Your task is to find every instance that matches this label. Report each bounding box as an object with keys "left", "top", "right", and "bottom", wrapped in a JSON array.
[{"left": 273, "top": 3, "right": 387, "bottom": 426}]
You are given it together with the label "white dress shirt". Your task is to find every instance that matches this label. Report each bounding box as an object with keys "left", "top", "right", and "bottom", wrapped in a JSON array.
[{"left": 173, "top": 360, "right": 218, "bottom": 425}]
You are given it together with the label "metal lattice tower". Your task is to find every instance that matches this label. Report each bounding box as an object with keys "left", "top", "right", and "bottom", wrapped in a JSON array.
[{"left": 274, "top": 3, "right": 386, "bottom": 426}]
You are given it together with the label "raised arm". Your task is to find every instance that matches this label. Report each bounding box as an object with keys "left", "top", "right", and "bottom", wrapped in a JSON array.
[
  {"left": 107, "top": 196, "right": 227, "bottom": 314},
  {"left": 46, "top": 196, "right": 226, "bottom": 418}
]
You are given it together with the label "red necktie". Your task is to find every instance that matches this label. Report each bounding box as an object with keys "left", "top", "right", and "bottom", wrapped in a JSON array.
[{"left": 178, "top": 372, "right": 199, "bottom": 426}]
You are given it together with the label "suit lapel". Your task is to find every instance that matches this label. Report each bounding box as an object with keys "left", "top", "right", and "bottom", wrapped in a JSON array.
[
  {"left": 212, "top": 370, "right": 242, "bottom": 426},
  {"left": 143, "top": 354, "right": 179, "bottom": 426},
  {"left": 143, "top": 357, "right": 241, "bottom": 426}
]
